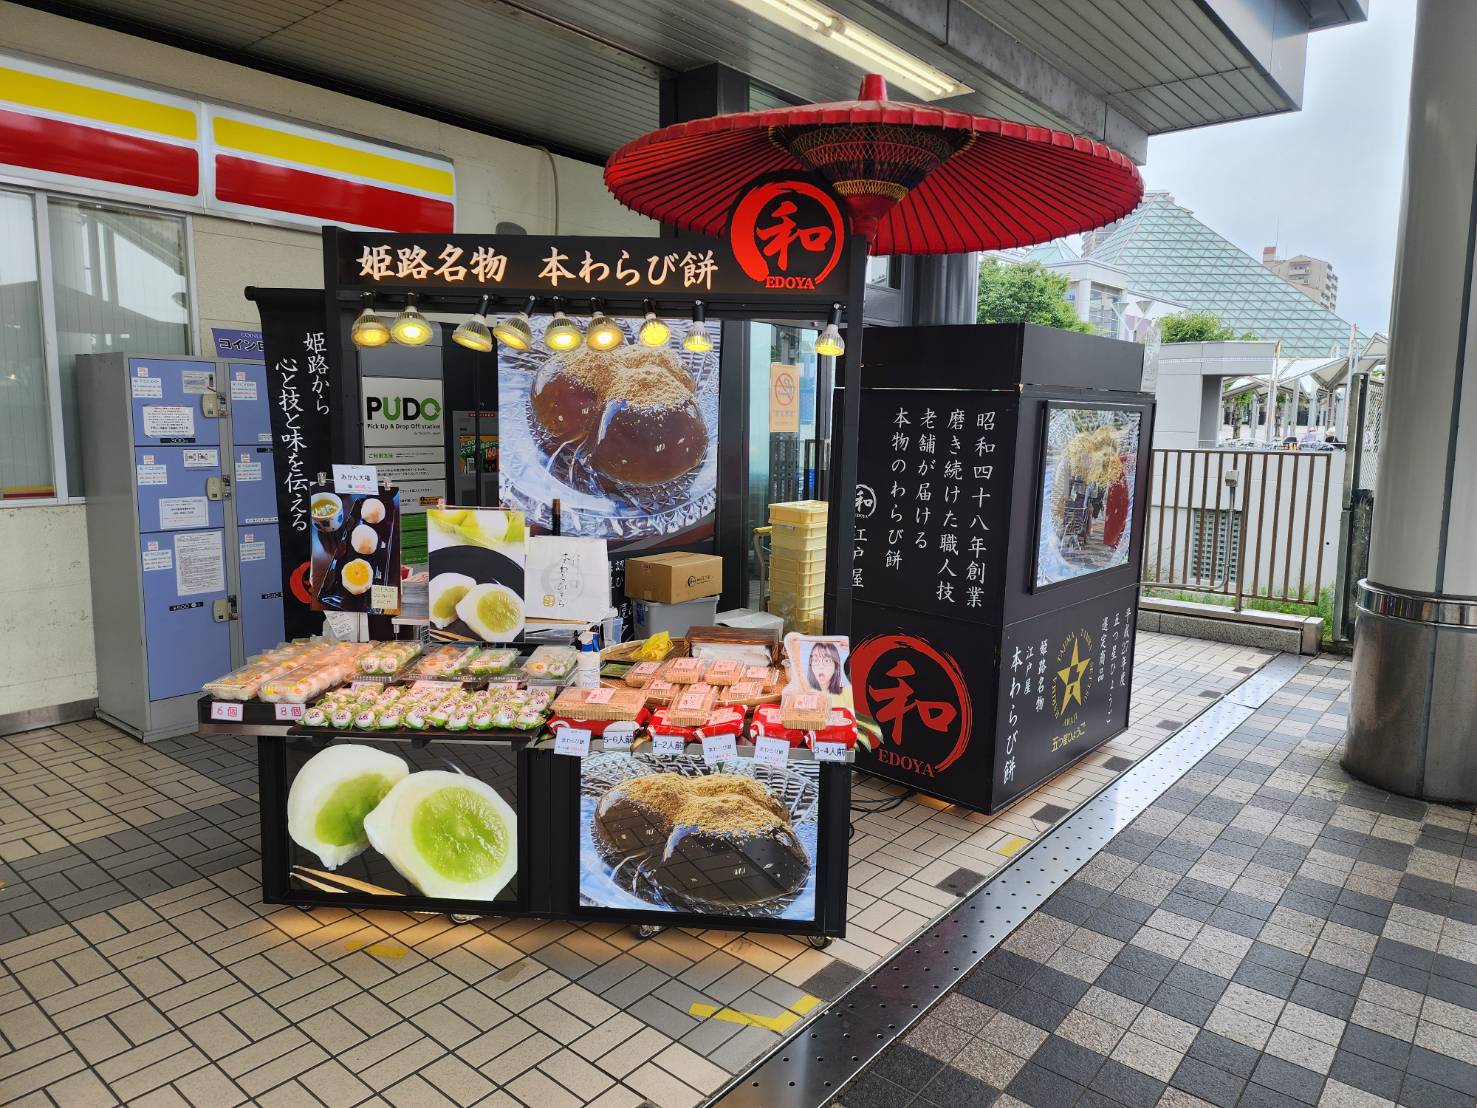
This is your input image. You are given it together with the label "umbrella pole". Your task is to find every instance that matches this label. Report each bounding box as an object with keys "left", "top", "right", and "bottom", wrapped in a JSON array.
[{"left": 827, "top": 234, "right": 868, "bottom": 639}]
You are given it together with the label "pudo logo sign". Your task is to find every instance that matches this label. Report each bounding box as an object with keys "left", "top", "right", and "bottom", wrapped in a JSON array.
[
  {"left": 852, "top": 634, "right": 973, "bottom": 779},
  {"left": 727, "top": 176, "right": 846, "bottom": 291},
  {"left": 366, "top": 393, "right": 441, "bottom": 422}
]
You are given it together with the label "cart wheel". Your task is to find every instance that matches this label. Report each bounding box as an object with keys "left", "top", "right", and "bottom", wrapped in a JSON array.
[
  {"left": 450, "top": 914, "right": 481, "bottom": 924},
  {"left": 634, "top": 923, "right": 665, "bottom": 940},
  {"left": 807, "top": 935, "right": 833, "bottom": 950}
]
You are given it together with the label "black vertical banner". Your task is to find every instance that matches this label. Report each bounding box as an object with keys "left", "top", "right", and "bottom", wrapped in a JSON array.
[{"left": 253, "top": 288, "right": 334, "bottom": 639}]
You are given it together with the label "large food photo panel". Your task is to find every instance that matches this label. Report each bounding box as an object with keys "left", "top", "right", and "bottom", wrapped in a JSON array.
[
  {"left": 578, "top": 752, "right": 821, "bottom": 924},
  {"left": 309, "top": 484, "right": 400, "bottom": 612},
  {"left": 498, "top": 314, "right": 719, "bottom": 547},
  {"left": 283, "top": 737, "right": 522, "bottom": 906},
  {"left": 427, "top": 507, "right": 528, "bottom": 641},
  {"left": 1034, "top": 405, "right": 1142, "bottom": 588}
]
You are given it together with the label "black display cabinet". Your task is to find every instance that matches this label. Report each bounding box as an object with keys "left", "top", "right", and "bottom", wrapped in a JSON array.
[{"left": 843, "top": 323, "right": 1154, "bottom": 812}]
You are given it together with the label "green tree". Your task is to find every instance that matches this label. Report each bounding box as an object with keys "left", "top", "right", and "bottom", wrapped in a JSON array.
[
  {"left": 1159, "top": 310, "right": 1258, "bottom": 343},
  {"left": 976, "top": 261, "right": 1091, "bottom": 332}
]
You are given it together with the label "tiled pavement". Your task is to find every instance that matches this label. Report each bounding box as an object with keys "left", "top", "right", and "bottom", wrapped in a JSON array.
[
  {"left": 841, "top": 654, "right": 1477, "bottom": 1108},
  {"left": 0, "top": 632, "right": 1274, "bottom": 1107}
]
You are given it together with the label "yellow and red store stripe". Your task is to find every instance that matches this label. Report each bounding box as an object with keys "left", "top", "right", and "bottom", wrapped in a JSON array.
[
  {"left": 0, "top": 62, "right": 199, "bottom": 196},
  {"left": 0, "top": 55, "right": 454, "bottom": 232},
  {"left": 211, "top": 114, "right": 454, "bottom": 232}
]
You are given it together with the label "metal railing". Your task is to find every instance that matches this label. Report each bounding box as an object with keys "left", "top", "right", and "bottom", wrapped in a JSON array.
[{"left": 1141, "top": 447, "right": 1334, "bottom": 608}]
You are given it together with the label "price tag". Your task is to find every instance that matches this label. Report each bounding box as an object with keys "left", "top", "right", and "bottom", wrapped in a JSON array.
[
  {"left": 370, "top": 584, "right": 399, "bottom": 612},
  {"left": 603, "top": 723, "right": 636, "bottom": 751},
  {"left": 813, "top": 740, "right": 849, "bottom": 763},
  {"left": 554, "top": 729, "right": 591, "bottom": 758},
  {"left": 272, "top": 703, "right": 303, "bottom": 721},
  {"left": 652, "top": 733, "right": 685, "bottom": 756},
  {"left": 701, "top": 733, "right": 738, "bottom": 766},
  {"left": 412, "top": 680, "right": 458, "bottom": 692},
  {"left": 332, "top": 464, "right": 378, "bottom": 494},
  {"left": 350, "top": 680, "right": 377, "bottom": 690},
  {"left": 210, "top": 701, "right": 243, "bottom": 722},
  {"left": 753, "top": 735, "right": 791, "bottom": 768}
]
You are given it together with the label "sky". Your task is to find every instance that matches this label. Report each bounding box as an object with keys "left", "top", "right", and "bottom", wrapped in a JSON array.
[{"left": 1138, "top": 0, "right": 1416, "bottom": 335}]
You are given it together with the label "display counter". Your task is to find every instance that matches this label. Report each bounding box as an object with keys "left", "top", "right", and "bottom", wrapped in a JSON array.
[{"left": 199, "top": 696, "right": 851, "bottom": 938}]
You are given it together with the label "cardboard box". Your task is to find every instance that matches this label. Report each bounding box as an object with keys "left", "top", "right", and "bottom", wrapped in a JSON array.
[{"left": 624, "top": 552, "right": 723, "bottom": 604}]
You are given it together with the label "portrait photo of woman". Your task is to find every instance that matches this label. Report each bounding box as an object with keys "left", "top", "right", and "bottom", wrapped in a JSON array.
[
  {"left": 785, "top": 633, "right": 853, "bottom": 710},
  {"left": 805, "top": 641, "right": 844, "bottom": 694}
]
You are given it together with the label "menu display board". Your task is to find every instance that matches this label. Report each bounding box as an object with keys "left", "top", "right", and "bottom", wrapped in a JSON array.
[{"left": 850, "top": 393, "right": 1015, "bottom": 619}]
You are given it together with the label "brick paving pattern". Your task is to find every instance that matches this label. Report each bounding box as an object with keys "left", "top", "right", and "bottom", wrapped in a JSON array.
[
  {"left": 0, "top": 633, "right": 1272, "bottom": 1106},
  {"left": 841, "top": 655, "right": 1477, "bottom": 1108}
]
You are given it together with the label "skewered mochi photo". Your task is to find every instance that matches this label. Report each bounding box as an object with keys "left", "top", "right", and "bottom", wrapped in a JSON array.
[{"left": 497, "top": 316, "right": 719, "bottom": 544}]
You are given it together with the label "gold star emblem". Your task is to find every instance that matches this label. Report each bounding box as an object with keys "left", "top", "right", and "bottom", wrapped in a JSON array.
[{"left": 1057, "top": 638, "right": 1090, "bottom": 713}]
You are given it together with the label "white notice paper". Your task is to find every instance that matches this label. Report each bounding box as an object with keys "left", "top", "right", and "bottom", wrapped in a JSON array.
[
  {"left": 141, "top": 548, "right": 173, "bottom": 573},
  {"left": 174, "top": 531, "right": 225, "bottom": 596},
  {"left": 753, "top": 735, "right": 791, "bottom": 768},
  {"left": 130, "top": 375, "right": 162, "bottom": 398},
  {"left": 136, "top": 464, "right": 167, "bottom": 486},
  {"left": 333, "top": 464, "right": 378, "bottom": 494},
  {"left": 554, "top": 729, "right": 592, "bottom": 758},
  {"left": 183, "top": 448, "right": 218, "bottom": 469},
  {"left": 239, "top": 540, "right": 266, "bottom": 563},
  {"left": 235, "top": 460, "right": 262, "bottom": 482},
  {"left": 230, "top": 379, "right": 258, "bottom": 401},
  {"left": 159, "top": 496, "right": 209, "bottom": 530},
  {"left": 142, "top": 405, "right": 195, "bottom": 439},
  {"left": 181, "top": 370, "right": 213, "bottom": 395},
  {"left": 602, "top": 723, "right": 636, "bottom": 751},
  {"left": 700, "top": 733, "right": 738, "bottom": 766},
  {"left": 652, "top": 734, "right": 685, "bottom": 756}
]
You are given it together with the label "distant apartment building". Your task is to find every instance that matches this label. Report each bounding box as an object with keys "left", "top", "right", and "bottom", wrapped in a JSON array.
[{"left": 1262, "top": 247, "right": 1339, "bottom": 310}]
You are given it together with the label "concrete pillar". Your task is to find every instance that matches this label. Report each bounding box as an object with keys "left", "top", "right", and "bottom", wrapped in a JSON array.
[
  {"left": 1345, "top": 0, "right": 1477, "bottom": 802},
  {"left": 1076, "top": 278, "right": 1092, "bottom": 323}
]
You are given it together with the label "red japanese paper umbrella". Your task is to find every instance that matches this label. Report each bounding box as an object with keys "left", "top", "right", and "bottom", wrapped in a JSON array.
[{"left": 605, "top": 74, "right": 1142, "bottom": 254}]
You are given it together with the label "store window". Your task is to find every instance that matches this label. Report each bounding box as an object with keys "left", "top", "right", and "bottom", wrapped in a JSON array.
[
  {"left": 0, "top": 189, "right": 193, "bottom": 502},
  {"left": 0, "top": 190, "right": 53, "bottom": 500},
  {"left": 48, "top": 198, "right": 193, "bottom": 494}
]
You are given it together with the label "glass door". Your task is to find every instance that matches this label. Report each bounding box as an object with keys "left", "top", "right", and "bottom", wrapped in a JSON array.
[{"left": 745, "top": 321, "right": 820, "bottom": 607}]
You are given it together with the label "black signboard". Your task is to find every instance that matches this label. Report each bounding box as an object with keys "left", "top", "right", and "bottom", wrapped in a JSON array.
[
  {"left": 851, "top": 583, "right": 1137, "bottom": 810},
  {"left": 990, "top": 583, "right": 1137, "bottom": 808},
  {"left": 256, "top": 288, "right": 333, "bottom": 639},
  {"left": 851, "top": 391, "right": 1017, "bottom": 622},
  {"left": 850, "top": 602, "right": 999, "bottom": 806},
  {"left": 331, "top": 228, "right": 848, "bottom": 306}
]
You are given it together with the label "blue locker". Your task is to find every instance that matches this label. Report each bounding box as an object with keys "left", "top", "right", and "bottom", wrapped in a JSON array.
[
  {"left": 128, "top": 357, "right": 222, "bottom": 447},
  {"left": 225, "top": 361, "right": 273, "bottom": 446},
  {"left": 237, "top": 527, "right": 286, "bottom": 658},
  {"left": 133, "top": 446, "right": 225, "bottom": 532},
  {"left": 232, "top": 445, "right": 279, "bottom": 526},
  {"left": 139, "top": 530, "right": 233, "bottom": 701}
]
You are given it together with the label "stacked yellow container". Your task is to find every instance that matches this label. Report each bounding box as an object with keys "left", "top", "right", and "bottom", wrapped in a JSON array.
[{"left": 767, "top": 500, "right": 827, "bottom": 634}]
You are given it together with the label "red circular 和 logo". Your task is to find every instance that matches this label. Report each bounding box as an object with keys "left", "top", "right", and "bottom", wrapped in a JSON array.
[
  {"left": 728, "top": 178, "right": 845, "bottom": 290},
  {"left": 853, "top": 633, "right": 974, "bottom": 777}
]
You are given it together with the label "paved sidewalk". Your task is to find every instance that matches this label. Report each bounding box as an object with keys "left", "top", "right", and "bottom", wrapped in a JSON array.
[
  {"left": 840, "top": 655, "right": 1477, "bottom": 1108},
  {"left": 0, "top": 632, "right": 1272, "bottom": 1107}
]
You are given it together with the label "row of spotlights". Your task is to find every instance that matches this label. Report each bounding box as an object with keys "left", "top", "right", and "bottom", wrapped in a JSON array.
[{"left": 351, "top": 295, "right": 838, "bottom": 357}]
